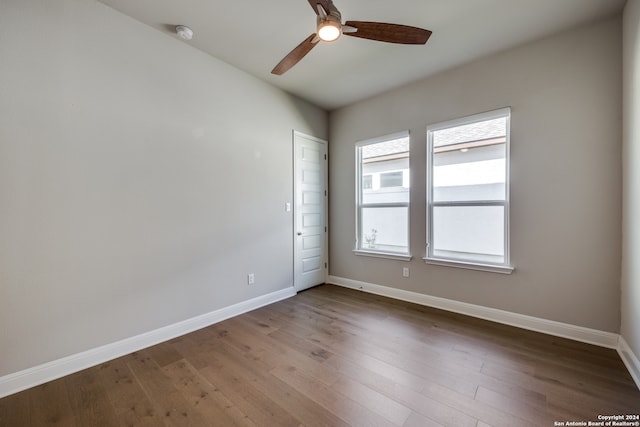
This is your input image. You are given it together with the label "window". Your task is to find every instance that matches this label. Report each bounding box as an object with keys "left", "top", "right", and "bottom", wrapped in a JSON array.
[
  {"left": 380, "top": 171, "right": 404, "bottom": 188},
  {"left": 426, "top": 108, "right": 513, "bottom": 273},
  {"left": 355, "top": 131, "right": 411, "bottom": 260},
  {"left": 362, "top": 175, "right": 373, "bottom": 189}
]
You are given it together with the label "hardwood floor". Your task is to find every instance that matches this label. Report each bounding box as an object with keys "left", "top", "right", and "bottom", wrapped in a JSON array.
[{"left": 1, "top": 284, "right": 638, "bottom": 426}]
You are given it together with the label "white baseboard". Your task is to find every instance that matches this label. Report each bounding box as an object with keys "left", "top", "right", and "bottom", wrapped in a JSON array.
[
  {"left": 0, "top": 286, "right": 296, "bottom": 399},
  {"left": 327, "top": 276, "right": 620, "bottom": 349},
  {"left": 618, "top": 336, "right": 640, "bottom": 390}
]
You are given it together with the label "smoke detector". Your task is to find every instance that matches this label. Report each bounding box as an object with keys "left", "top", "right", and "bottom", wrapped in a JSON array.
[{"left": 175, "top": 25, "right": 193, "bottom": 41}]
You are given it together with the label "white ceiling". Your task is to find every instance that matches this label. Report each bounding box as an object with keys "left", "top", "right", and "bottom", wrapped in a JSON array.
[{"left": 97, "top": 0, "right": 625, "bottom": 110}]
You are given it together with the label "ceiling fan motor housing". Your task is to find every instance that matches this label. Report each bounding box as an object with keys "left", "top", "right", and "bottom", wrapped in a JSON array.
[{"left": 316, "top": 0, "right": 343, "bottom": 41}]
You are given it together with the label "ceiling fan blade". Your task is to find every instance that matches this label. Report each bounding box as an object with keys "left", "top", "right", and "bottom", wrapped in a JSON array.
[
  {"left": 307, "top": 0, "right": 331, "bottom": 16},
  {"left": 344, "top": 21, "right": 432, "bottom": 44},
  {"left": 271, "top": 34, "right": 319, "bottom": 75}
]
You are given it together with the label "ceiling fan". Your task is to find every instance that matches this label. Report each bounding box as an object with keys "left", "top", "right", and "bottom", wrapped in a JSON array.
[{"left": 271, "top": 0, "right": 432, "bottom": 75}]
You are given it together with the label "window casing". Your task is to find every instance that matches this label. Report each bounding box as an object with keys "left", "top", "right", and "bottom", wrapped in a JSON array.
[
  {"left": 355, "top": 131, "right": 411, "bottom": 260},
  {"left": 425, "top": 108, "right": 513, "bottom": 273}
]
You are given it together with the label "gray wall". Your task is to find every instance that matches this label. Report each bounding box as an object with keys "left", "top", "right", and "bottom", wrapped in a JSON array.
[
  {"left": 0, "top": 0, "right": 327, "bottom": 376},
  {"left": 622, "top": 0, "right": 640, "bottom": 362},
  {"left": 329, "top": 17, "right": 622, "bottom": 332}
]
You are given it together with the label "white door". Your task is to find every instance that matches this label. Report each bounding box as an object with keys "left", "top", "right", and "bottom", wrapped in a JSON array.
[{"left": 294, "top": 131, "right": 328, "bottom": 292}]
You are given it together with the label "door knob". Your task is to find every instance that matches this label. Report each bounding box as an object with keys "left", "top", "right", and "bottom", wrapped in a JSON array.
[{"left": 297, "top": 232, "right": 302, "bottom": 236}]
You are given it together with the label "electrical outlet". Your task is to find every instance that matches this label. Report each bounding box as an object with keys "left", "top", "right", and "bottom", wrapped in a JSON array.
[
  {"left": 402, "top": 267, "right": 409, "bottom": 278},
  {"left": 248, "top": 273, "right": 255, "bottom": 285}
]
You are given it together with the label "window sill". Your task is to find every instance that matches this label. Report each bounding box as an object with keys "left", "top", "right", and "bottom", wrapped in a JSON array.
[
  {"left": 423, "top": 257, "right": 514, "bottom": 275},
  {"left": 353, "top": 250, "right": 412, "bottom": 262}
]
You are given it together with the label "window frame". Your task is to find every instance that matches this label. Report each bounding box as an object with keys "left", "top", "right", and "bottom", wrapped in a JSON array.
[
  {"left": 354, "top": 131, "right": 412, "bottom": 261},
  {"left": 425, "top": 108, "right": 513, "bottom": 274}
]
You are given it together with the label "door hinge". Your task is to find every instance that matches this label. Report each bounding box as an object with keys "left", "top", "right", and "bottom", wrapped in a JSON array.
[
  {"left": 324, "top": 262, "right": 328, "bottom": 268},
  {"left": 324, "top": 154, "right": 327, "bottom": 160}
]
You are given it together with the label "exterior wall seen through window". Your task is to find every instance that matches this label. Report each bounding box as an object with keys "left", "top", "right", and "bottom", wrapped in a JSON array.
[
  {"left": 356, "top": 132, "right": 410, "bottom": 259},
  {"left": 426, "top": 108, "right": 513, "bottom": 273}
]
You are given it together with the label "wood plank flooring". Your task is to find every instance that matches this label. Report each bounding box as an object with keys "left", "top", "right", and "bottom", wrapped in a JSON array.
[{"left": 1, "top": 284, "right": 638, "bottom": 426}]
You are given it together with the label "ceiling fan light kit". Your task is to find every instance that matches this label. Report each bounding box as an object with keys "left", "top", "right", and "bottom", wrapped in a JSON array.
[
  {"left": 271, "top": 0, "right": 432, "bottom": 75},
  {"left": 318, "top": 20, "right": 341, "bottom": 42}
]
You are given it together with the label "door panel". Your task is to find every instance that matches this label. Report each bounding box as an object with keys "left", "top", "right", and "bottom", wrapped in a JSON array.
[{"left": 294, "top": 132, "right": 327, "bottom": 291}]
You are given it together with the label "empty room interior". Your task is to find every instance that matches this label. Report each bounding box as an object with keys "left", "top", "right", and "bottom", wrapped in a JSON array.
[{"left": 1, "top": 0, "right": 640, "bottom": 425}]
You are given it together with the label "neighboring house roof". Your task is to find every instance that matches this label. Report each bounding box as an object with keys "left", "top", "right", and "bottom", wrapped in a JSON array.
[
  {"left": 434, "top": 117, "right": 506, "bottom": 147},
  {"left": 362, "top": 137, "right": 409, "bottom": 159},
  {"left": 362, "top": 117, "right": 506, "bottom": 160}
]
